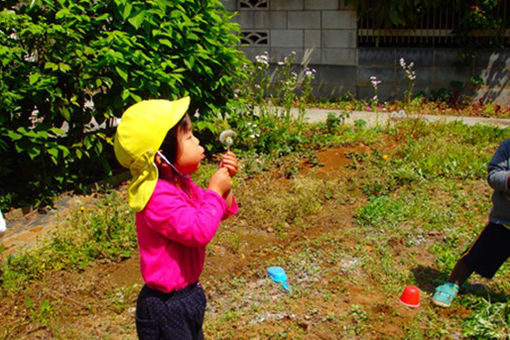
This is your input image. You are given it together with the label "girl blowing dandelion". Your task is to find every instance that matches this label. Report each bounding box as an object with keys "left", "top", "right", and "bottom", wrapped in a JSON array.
[{"left": 114, "top": 97, "right": 238, "bottom": 339}]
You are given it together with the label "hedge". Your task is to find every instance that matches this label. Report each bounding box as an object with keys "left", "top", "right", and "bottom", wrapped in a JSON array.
[{"left": 0, "top": 0, "right": 245, "bottom": 209}]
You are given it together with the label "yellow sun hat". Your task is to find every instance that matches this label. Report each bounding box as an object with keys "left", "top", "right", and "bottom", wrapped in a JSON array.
[{"left": 114, "top": 97, "right": 190, "bottom": 212}]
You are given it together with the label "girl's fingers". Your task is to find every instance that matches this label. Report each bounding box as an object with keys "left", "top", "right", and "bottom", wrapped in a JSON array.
[
  {"left": 223, "top": 156, "right": 237, "bottom": 165},
  {"left": 221, "top": 152, "right": 238, "bottom": 177},
  {"left": 221, "top": 159, "right": 238, "bottom": 169},
  {"left": 224, "top": 164, "right": 237, "bottom": 176},
  {"left": 224, "top": 152, "right": 237, "bottom": 160}
]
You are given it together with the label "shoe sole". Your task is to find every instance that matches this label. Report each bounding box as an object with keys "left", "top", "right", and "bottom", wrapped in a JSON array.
[{"left": 431, "top": 298, "right": 451, "bottom": 308}]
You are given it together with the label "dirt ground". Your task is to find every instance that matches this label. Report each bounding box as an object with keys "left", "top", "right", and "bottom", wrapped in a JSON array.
[{"left": 0, "top": 146, "right": 470, "bottom": 339}]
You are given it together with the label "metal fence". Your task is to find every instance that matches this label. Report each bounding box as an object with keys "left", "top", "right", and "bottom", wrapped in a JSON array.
[{"left": 358, "top": 0, "right": 510, "bottom": 47}]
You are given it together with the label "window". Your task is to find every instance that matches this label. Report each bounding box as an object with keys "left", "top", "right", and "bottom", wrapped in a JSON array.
[
  {"left": 240, "top": 31, "right": 269, "bottom": 46},
  {"left": 238, "top": 0, "right": 268, "bottom": 10}
]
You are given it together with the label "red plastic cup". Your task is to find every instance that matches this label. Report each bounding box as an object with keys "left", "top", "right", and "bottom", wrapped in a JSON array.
[{"left": 399, "top": 285, "right": 420, "bottom": 308}]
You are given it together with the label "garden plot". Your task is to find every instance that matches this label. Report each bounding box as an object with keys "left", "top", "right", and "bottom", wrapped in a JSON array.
[{"left": 1, "top": 121, "right": 509, "bottom": 339}]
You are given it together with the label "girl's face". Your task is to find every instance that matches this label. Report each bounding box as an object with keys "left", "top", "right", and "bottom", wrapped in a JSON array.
[{"left": 174, "top": 116, "right": 205, "bottom": 174}]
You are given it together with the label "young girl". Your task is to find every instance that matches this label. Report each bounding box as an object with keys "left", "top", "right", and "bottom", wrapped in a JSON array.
[
  {"left": 114, "top": 97, "right": 238, "bottom": 339},
  {"left": 432, "top": 138, "right": 510, "bottom": 308}
]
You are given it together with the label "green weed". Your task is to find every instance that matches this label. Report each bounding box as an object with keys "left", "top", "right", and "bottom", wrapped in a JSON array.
[{"left": 0, "top": 191, "right": 135, "bottom": 293}]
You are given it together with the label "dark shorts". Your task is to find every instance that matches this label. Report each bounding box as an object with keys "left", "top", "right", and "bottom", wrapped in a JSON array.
[
  {"left": 135, "top": 282, "right": 206, "bottom": 340},
  {"left": 460, "top": 222, "right": 510, "bottom": 279}
]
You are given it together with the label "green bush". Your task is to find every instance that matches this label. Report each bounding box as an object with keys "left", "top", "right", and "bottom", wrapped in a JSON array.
[{"left": 0, "top": 0, "right": 244, "bottom": 209}]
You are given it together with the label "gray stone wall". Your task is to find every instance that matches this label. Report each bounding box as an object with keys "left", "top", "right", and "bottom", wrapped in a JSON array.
[
  {"left": 358, "top": 48, "right": 509, "bottom": 104},
  {"left": 222, "top": 0, "right": 357, "bottom": 66},
  {"left": 221, "top": 0, "right": 510, "bottom": 104}
]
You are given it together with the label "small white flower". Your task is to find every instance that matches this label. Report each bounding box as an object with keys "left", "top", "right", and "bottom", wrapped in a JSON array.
[
  {"left": 400, "top": 58, "right": 406, "bottom": 67},
  {"left": 278, "top": 61, "right": 285, "bottom": 65},
  {"left": 255, "top": 54, "right": 269, "bottom": 64}
]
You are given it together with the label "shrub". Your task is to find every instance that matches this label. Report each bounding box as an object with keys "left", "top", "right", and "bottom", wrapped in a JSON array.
[{"left": 0, "top": 0, "right": 244, "bottom": 209}]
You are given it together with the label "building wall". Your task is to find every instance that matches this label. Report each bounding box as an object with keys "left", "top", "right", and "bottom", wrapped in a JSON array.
[
  {"left": 222, "top": 0, "right": 510, "bottom": 104},
  {"left": 358, "top": 48, "right": 510, "bottom": 105}
]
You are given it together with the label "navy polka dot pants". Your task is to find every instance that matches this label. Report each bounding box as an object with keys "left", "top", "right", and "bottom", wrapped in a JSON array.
[{"left": 135, "top": 282, "right": 206, "bottom": 340}]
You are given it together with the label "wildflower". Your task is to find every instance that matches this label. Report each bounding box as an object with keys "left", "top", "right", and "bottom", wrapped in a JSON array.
[
  {"left": 382, "top": 154, "right": 389, "bottom": 160},
  {"left": 255, "top": 52, "right": 269, "bottom": 65},
  {"left": 400, "top": 58, "right": 406, "bottom": 68},
  {"left": 278, "top": 61, "right": 285, "bottom": 66},
  {"left": 80, "top": 206, "right": 85, "bottom": 211},
  {"left": 370, "top": 76, "right": 381, "bottom": 88}
]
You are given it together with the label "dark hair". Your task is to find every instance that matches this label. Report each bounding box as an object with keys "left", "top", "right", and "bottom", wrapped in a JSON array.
[
  {"left": 158, "top": 114, "right": 192, "bottom": 193},
  {"left": 160, "top": 113, "right": 191, "bottom": 164}
]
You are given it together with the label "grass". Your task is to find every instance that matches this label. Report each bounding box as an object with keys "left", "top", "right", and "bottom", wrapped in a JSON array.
[{"left": 1, "top": 118, "right": 510, "bottom": 338}]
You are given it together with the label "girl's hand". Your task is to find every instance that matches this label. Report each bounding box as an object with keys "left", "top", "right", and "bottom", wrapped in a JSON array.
[
  {"left": 208, "top": 167, "right": 232, "bottom": 197},
  {"left": 220, "top": 151, "right": 238, "bottom": 177}
]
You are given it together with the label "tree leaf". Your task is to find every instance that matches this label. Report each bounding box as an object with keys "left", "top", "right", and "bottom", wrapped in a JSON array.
[
  {"left": 59, "top": 63, "right": 71, "bottom": 73},
  {"left": 59, "top": 107, "right": 71, "bottom": 121},
  {"left": 44, "top": 62, "right": 59, "bottom": 71},
  {"left": 27, "top": 147, "right": 41, "bottom": 160},
  {"left": 47, "top": 148, "right": 59, "bottom": 164},
  {"left": 123, "top": 3, "right": 133, "bottom": 20},
  {"left": 96, "top": 13, "right": 110, "bottom": 21},
  {"left": 128, "top": 11, "right": 145, "bottom": 29},
  {"left": 388, "top": 9, "right": 400, "bottom": 26},
  {"left": 115, "top": 66, "right": 128, "bottom": 82},
  {"left": 29, "top": 73, "right": 40, "bottom": 85},
  {"left": 159, "top": 39, "right": 172, "bottom": 49}
]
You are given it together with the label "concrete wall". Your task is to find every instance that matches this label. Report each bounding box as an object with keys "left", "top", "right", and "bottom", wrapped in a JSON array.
[
  {"left": 223, "top": 0, "right": 357, "bottom": 66},
  {"left": 358, "top": 48, "right": 509, "bottom": 104},
  {"left": 221, "top": 0, "right": 510, "bottom": 104}
]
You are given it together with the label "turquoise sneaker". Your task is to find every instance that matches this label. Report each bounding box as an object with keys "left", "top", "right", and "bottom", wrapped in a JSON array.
[{"left": 432, "top": 282, "right": 459, "bottom": 308}]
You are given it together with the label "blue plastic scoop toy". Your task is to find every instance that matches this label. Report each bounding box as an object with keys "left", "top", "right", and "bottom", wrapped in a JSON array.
[{"left": 267, "top": 266, "right": 290, "bottom": 292}]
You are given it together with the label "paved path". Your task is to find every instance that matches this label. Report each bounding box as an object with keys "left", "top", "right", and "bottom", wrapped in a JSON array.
[{"left": 298, "top": 107, "right": 510, "bottom": 128}]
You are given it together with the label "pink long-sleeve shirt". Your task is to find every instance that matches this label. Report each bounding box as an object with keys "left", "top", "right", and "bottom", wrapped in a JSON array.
[{"left": 135, "top": 177, "right": 238, "bottom": 293}]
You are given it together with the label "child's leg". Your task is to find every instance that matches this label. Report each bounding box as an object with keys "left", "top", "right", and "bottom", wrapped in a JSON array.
[
  {"left": 447, "top": 259, "right": 473, "bottom": 286},
  {"left": 433, "top": 222, "right": 510, "bottom": 307},
  {"left": 459, "top": 222, "right": 510, "bottom": 280}
]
